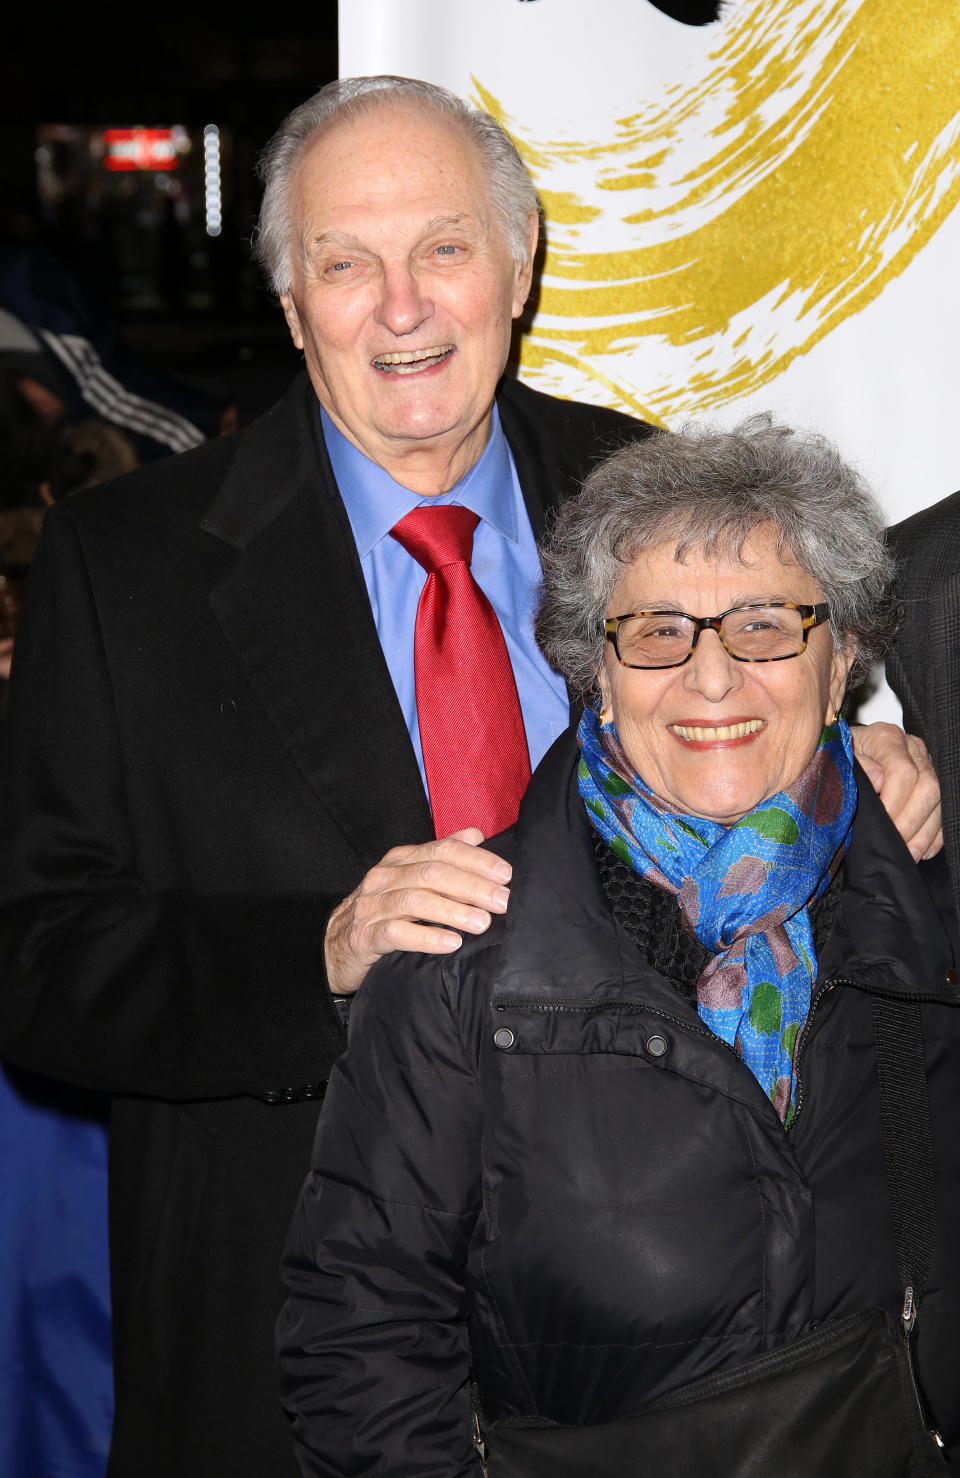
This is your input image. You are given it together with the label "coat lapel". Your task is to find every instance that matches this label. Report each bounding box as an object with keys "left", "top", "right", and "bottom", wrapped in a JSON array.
[
  {"left": 201, "top": 377, "right": 433, "bottom": 869},
  {"left": 497, "top": 378, "right": 584, "bottom": 721},
  {"left": 497, "top": 378, "right": 572, "bottom": 542}
]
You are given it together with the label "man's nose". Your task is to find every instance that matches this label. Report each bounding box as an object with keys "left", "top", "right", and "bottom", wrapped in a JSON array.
[
  {"left": 375, "top": 262, "right": 432, "bottom": 336},
  {"left": 682, "top": 627, "right": 744, "bottom": 702}
]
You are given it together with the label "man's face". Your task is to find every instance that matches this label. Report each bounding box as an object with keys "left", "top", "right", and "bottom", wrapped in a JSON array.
[{"left": 280, "top": 105, "right": 537, "bottom": 494}]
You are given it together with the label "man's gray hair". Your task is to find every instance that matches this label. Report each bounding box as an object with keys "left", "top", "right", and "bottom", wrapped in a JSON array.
[
  {"left": 253, "top": 75, "right": 540, "bottom": 298},
  {"left": 535, "top": 417, "right": 898, "bottom": 703}
]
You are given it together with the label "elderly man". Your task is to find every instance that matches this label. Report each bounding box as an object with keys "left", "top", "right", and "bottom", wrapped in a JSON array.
[{"left": 0, "top": 76, "right": 940, "bottom": 1478}]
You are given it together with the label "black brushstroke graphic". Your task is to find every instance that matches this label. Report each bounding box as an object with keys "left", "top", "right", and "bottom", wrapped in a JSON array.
[{"left": 518, "top": 0, "right": 724, "bottom": 21}]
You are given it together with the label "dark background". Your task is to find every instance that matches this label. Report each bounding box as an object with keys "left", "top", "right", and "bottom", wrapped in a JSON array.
[{"left": 0, "top": 6, "right": 340, "bottom": 417}]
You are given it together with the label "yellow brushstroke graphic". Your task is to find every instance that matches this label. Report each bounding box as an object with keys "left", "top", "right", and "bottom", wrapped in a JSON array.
[{"left": 474, "top": 0, "right": 960, "bottom": 424}]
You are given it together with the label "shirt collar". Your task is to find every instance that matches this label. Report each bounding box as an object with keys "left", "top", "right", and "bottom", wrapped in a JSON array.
[{"left": 319, "top": 403, "right": 520, "bottom": 559}]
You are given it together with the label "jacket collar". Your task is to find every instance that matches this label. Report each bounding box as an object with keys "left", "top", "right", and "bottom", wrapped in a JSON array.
[
  {"left": 817, "top": 773, "right": 957, "bottom": 993},
  {"left": 201, "top": 375, "right": 323, "bottom": 551},
  {"left": 494, "top": 727, "right": 956, "bottom": 1005},
  {"left": 493, "top": 728, "right": 643, "bottom": 1005}
]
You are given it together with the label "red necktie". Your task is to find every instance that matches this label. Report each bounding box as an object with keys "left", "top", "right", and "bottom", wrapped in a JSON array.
[{"left": 390, "top": 505, "right": 531, "bottom": 838}]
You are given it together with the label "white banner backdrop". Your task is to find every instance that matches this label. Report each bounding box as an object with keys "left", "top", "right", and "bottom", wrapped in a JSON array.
[{"left": 339, "top": 0, "right": 960, "bottom": 719}]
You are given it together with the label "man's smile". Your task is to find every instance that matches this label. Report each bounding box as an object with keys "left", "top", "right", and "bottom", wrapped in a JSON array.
[{"left": 372, "top": 345, "right": 455, "bottom": 373}]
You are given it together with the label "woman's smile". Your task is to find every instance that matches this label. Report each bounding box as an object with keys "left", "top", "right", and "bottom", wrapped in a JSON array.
[{"left": 668, "top": 717, "right": 766, "bottom": 746}]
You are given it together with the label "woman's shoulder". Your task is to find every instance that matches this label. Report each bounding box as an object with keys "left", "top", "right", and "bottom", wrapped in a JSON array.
[
  {"left": 827, "top": 772, "right": 957, "bottom": 982},
  {"left": 346, "top": 905, "right": 512, "bottom": 1077}
]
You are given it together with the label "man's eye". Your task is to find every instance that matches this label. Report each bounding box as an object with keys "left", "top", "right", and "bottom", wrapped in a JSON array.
[
  {"left": 434, "top": 244, "right": 459, "bottom": 256},
  {"left": 330, "top": 260, "right": 353, "bottom": 272}
]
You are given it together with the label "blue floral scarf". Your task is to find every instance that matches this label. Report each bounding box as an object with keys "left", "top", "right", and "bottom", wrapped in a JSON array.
[{"left": 577, "top": 707, "right": 857, "bottom": 1123}]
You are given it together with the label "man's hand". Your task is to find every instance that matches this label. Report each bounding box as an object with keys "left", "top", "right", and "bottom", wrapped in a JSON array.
[
  {"left": 0, "top": 637, "right": 14, "bottom": 682},
  {"left": 851, "top": 722, "right": 942, "bottom": 861},
  {"left": 325, "top": 829, "right": 512, "bottom": 996}
]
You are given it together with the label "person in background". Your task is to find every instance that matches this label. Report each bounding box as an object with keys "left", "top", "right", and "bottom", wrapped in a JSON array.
[
  {"left": 0, "top": 77, "right": 940, "bottom": 1478},
  {"left": 887, "top": 489, "right": 960, "bottom": 925},
  {"left": 0, "top": 304, "right": 142, "bottom": 683},
  {"left": 0, "top": 303, "right": 176, "bottom": 1478},
  {"left": 0, "top": 247, "right": 216, "bottom": 461},
  {"left": 279, "top": 422, "right": 960, "bottom": 1476}
]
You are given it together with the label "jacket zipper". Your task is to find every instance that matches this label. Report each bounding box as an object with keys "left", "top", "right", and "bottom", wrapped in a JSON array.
[
  {"left": 898, "top": 1286, "right": 947, "bottom": 1449},
  {"left": 495, "top": 995, "right": 745, "bottom": 1063},
  {"left": 784, "top": 979, "right": 835, "bottom": 1134},
  {"left": 789, "top": 975, "right": 960, "bottom": 1134}
]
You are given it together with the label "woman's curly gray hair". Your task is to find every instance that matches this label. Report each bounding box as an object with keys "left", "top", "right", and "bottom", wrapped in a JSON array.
[
  {"left": 253, "top": 75, "right": 540, "bottom": 298},
  {"left": 535, "top": 416, "right": 898, "bottom": 704}
]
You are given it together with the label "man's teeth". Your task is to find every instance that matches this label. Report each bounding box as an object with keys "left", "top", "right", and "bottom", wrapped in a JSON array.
[
  {"left": 373, "top": 345, "right": 454, "bottom": 372},
  {"left": 672, "top": 720, "right": 764, "bottom": 741}
]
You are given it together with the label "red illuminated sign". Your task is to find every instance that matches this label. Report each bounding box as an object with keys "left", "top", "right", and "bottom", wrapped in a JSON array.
[{"left": 102, "top": 128, "right": 179, "bottom": 171}]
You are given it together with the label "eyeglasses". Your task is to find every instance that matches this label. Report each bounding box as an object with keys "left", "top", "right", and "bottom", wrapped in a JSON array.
[{"left": 604, "top": 602, "right": 831, "bottom": 669}]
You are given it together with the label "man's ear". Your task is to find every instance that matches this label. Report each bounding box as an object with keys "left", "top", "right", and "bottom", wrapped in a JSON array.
[
  {"left": 511, "top": 211, "right": 541, "bottom": 318},
  {"left": 280, "top": 294, "right": 305, "bottom": 351}
]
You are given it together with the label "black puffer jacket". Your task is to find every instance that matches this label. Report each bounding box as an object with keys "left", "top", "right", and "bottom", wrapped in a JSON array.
[{"left": 278, "top": 732, "right": 960, "bottom": 1476}]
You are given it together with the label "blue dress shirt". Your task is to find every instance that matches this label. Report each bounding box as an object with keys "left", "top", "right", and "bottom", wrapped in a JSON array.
[{"left": 321, "top": 406, "right": 571, "bottom": 812}]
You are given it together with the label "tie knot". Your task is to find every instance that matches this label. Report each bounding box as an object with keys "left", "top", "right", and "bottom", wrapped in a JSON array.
[{"left": 390, "top": 504, "right": 481, "bottom": 574}]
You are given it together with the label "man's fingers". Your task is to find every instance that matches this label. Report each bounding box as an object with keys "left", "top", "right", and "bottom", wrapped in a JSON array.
[
  {"left": 416, "top": 858, "right": 511, "bottom": 909},
  {"left": 368, "top": 917, "right": 465, "bottom": 958},
  {"left": 850, "top": 722, "right": 942, "bottom": 859},
  {"left": 364, "top": 857, "right": 510, "bottom": 918},
  {"left": 356, "top": 880, "right": 497, "bottom": 936},
  {"left": 396, "top": 888, "right": 494, "bottom": 933},
  {"left": 379, "top": 833, "right": 511, "bottom": 882},
  {"left": 893, "top": 739, "right": 942, "bottom": 860},
  {"left": 415, "top": 832, "right": 512, "bottom": 881},
  {"left": 324, "top": 836, "right": 514, "bottom": 996},
  {"left": 881, "top": 734, "right": 940, "bottom": 857}
]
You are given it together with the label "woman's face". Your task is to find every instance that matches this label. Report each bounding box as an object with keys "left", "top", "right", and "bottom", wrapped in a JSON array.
[{"left": 597, "top": 527, "right": 855, "bottom": 824}]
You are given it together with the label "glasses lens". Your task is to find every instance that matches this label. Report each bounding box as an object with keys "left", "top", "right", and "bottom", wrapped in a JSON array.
[
  {"left": 721, "top": 605, "right": 805, "bottom": 659},
  {"left": 616, "top": 613, "right": 696, "bottom": 667}
]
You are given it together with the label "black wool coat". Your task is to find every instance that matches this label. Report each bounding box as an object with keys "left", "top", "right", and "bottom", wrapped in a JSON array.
[
  {"left": 279, "top": 730, "right": 960, "bottom": 1477},
  {"left": 887, "top": 489, "right": 960, "bottom": 924},
  {"left": 0, "top": 373, "right": 652, "bottom": 1478}
]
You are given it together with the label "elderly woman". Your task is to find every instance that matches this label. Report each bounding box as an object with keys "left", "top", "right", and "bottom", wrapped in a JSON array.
[{"left": 277, "top": 421, "right": 960, "bottom": 1477}]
